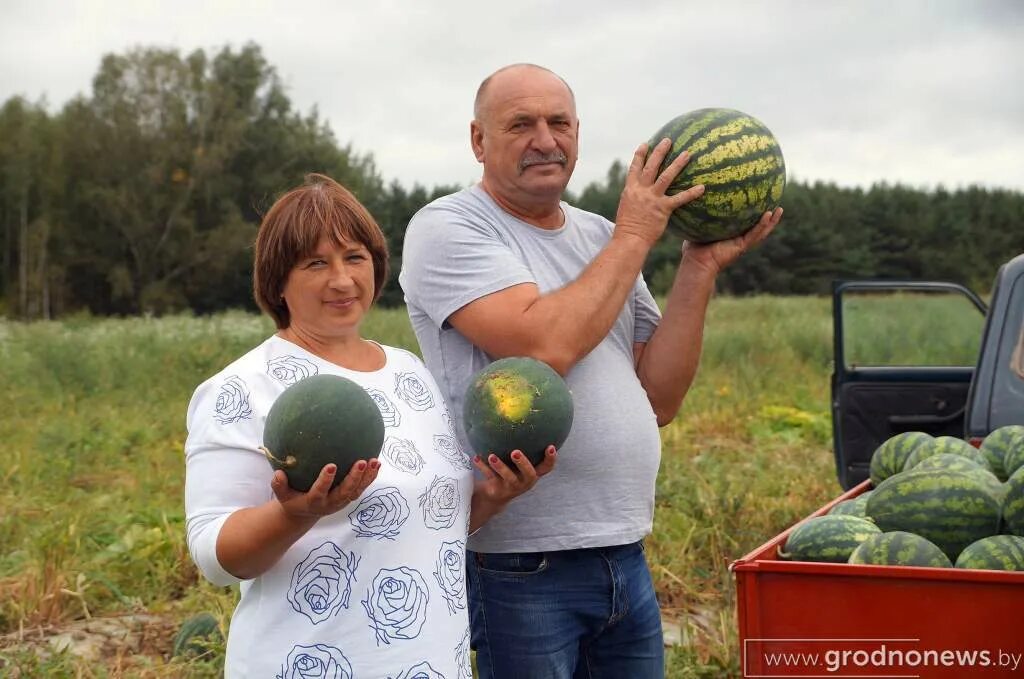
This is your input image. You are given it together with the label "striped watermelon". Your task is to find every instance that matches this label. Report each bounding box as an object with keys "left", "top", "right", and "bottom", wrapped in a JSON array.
[
  {"left": 866, "top": 469, "right": 1001, "bottom": 561},
  {"left": 954, "top": 535, "right": 1024, "bottom": 571},
  {"left": 911, "top": 453, "right": 984, "bottom": 474},
  {"left": 1003, "top": 467, "right": 1024, "bottom": 537},
  {"left": 848, "top": 531, "right": 952, "bottom": 568},
  {"left": 910, "top": 453, "right": 1005, "bottom": 502},
  {"left": 980, "top": 425, "right": 1024, "bottom": 481},
  {"left": 869, "top": 431, "right": 933, "bottom": 486},
  {"left": 828, "top": 492, "right": 872, "bottom": 518},
  {"left": 903, "top": 435, "right": 991, "bottom": 473},
  {"left": 1000, "top": 429, "right": 1024, "bottom": 480},
  {"left": 778, "top": 515, "right": 880, "bottom": 563},
  {"left": 649, "top": 108, "right": 785, "bottom": 243}
]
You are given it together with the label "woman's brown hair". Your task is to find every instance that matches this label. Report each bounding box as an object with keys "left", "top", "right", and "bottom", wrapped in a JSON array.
[{"left": 253, "top": 174, "right": 389, "bottom": 328}]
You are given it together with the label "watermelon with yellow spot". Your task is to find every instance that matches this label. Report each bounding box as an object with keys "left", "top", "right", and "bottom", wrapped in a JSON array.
[
  {"left": 462, "top": 357, "right": 574, "bottom": 466},
  {"left": 649, "top": 108, "right": 786, "bottom": 243}
]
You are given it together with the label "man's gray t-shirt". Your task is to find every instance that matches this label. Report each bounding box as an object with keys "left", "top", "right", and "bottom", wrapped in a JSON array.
[{"left": 399, "top": 183, "right": 663, "bottom": 553}]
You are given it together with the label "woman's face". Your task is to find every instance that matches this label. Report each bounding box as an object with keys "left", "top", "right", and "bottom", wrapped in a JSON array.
[{"left": 281, "top": 234, "right": 375, "bottom": 339}]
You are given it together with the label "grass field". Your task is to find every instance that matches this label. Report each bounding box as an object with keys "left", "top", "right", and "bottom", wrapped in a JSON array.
[{"left": 0, "top": 293, "right": 985, "bottom": 677}]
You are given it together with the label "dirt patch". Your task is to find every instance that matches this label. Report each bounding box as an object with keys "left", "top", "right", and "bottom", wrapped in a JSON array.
[{"left": 0, "top": 613, "right": 178, "bottom": 664}]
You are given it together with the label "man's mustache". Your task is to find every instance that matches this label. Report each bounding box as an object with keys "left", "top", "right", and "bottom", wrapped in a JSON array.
[{"left": 519, "top": 151, "right": 567, "bottom": 173}]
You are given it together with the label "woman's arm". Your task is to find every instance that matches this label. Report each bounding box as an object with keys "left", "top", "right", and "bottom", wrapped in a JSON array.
[{"left": 216, "top": 460, "right": 380, "bottom": 580}]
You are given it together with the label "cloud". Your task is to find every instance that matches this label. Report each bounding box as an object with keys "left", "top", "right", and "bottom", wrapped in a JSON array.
[{"left": 1, "top": 0, "right": 1021, "bottom": 192}]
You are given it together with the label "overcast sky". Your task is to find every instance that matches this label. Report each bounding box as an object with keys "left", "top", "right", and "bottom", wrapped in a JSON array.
[{"left": 2, "top": 0, "right": 1022, "bottom": 194}]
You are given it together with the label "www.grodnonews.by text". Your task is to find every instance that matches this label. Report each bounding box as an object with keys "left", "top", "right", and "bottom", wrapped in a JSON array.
[{"left": 748, "top": 640, "right": 1022, "bottom": 675}]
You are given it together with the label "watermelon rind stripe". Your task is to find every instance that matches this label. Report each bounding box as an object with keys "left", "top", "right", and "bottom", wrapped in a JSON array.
[
  {"left": 869, "top": 431, "right": 933, "bottom": 486},
  {"left": 648, "top": 107, "right": 785, "bottom": 243},
  {"left": 1003, "top": 467, "right": 1024, "bottom": 536},
  {"left": 979, "top": 425, "right": 1024, "bottom": 480},
  {"left": 866, "top": 469, "right": 1001, "bottom": 560},
  {"left": 778, "top": 515, "right": 880, "bottom": 563},
  {"left": 848, "top": 531, "right": 952, "bottom": 568},
  {"left": 955, "top": 535, "right": 1024, "bottom": 570}
]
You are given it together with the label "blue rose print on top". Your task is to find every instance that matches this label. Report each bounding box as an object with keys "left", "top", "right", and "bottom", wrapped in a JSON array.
[
  {"left": 277, "top": 643, "right": 353, "bottom": 679},
  {"left": 434, "top": 540, "right": 466, "bottom": 614},
  {"left": 383, "top": 437, "right": 425, "bottom": 475},
  {"left": 287, "top": 542, "right": 360, "bottom": 624},
  {"left": 442, "top": 411, "right": 457, "bottom": 438},
  {"left": 419, "top": 476, "right": 459, "bottom": 530},
  {"left": 366, "top": 388, "right": 401, "bottom": 428},
  {"left": 363, "top": 566, "right": 430, "bottom": 645},
  {"left": 395, "top": 371, "right": 435, "bottom": 411},
  {"left": 455, "top": 627, "right": 472, "bottom": 679},
  {"left": 267, "top": 355, "right": 319, "bottom": 386},
  {"left": 214, "top": 375, "right": 252, "bottom": 424},
  {"left": 389, "top": 661, "right": 446, "bottom": 679},
  {"left": 348, "top": 487, "right": 410, "bottom": 540},
  {"left": 434, "top": 434, "right": 472, "bottom": 471}
]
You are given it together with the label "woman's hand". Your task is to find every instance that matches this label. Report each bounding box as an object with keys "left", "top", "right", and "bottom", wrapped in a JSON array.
[
  {"left": 271, "top": 459, "right": 381, "bottom": 519},
  {"left": 469, "top": 446, "right": 557, "bottom": 533}
]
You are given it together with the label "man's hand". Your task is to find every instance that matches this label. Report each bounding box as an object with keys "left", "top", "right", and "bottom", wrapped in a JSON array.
[
  {"left": 681, "top": 207, "right": 783, "bottom": 276},
  {"left": 614, "top": 138, "right": 706, "bottom": 247}
]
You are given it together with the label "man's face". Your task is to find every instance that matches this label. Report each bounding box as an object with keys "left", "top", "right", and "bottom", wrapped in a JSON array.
[{"left": 471, "top": 68, "right": 579, "bottom": 202}]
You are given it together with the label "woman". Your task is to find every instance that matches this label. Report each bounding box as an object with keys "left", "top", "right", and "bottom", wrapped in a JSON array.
[{"left": 184, "top": 174, "right": 555, "bottom": 678}]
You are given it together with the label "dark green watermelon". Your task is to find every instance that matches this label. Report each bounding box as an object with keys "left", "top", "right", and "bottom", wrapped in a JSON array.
[
  {"left": 262, "top": 374, "right": 385, "bottom": 492},
  {"left": 171, "top": 612, "right": 222, "bottom": 658},
  {"left": 463, "top": 357, "right": 574, "bottom": 466},
  {"left": 649, "top": 108, "right": 785, "bottom": 243}
]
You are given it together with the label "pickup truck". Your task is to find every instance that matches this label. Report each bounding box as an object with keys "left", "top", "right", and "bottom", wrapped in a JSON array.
[{"left": 831, "top": 252, "right": 1024, "bottom": 489}]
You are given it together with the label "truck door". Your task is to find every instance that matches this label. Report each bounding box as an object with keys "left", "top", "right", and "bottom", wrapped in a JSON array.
[
  {"left": 966, "top": 253, "right": 1024, "bottom": 441},
  {"left": 831, "top": 280, "right": 987, "bottom": 489}
]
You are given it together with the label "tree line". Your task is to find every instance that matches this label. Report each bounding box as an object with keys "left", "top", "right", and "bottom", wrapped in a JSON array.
[{"left": 2, "top": 43, "right": 1022, "bottom": 320}]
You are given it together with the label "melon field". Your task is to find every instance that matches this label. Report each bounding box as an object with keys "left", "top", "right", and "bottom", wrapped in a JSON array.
[{"left": 0, "top": 294, "right": 984, "bottom": 677}]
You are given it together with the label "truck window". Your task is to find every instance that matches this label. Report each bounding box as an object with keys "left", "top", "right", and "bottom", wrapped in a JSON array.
[
  {"left": 842, "top": 289, "right": 984, "bottom": 368},
  {"left": 997, "top": 275, "right": 1024, "bottom": 393}
]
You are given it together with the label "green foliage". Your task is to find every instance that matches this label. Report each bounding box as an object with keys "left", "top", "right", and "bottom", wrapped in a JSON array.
[
  {"left": 0, "top": 44, "right": 453, "bottom": 320},
  {"left": 0, "top": 298, "right": 851, "bottom": 674},
  {"left": 12, "top": 291, "right": 999, "bottom": 670},
  {"left": 3, "top": 42, "right": 1024, "bottom": 320},
  {"left": 572, "top": 176, "right": 1024, "bottom": 299}
]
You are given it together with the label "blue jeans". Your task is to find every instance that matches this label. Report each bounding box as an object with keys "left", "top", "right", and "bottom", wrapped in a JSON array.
[{"left": 467, "top": 541, "right": 664, "bottom": 679}]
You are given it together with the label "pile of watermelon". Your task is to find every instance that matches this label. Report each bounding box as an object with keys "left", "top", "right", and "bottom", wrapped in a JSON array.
[{"left": 779, "top": 426, "right": 1024, "bottom": 571}]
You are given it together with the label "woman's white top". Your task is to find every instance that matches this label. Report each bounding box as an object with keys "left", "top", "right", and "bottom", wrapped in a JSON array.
[{"left": 184, "top": 335, "right": 474, "bottom": 678}]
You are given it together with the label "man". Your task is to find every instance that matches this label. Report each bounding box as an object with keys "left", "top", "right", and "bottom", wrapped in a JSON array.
[{"left": 399, "top": 63, "right": 782, "bottom": 678}]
